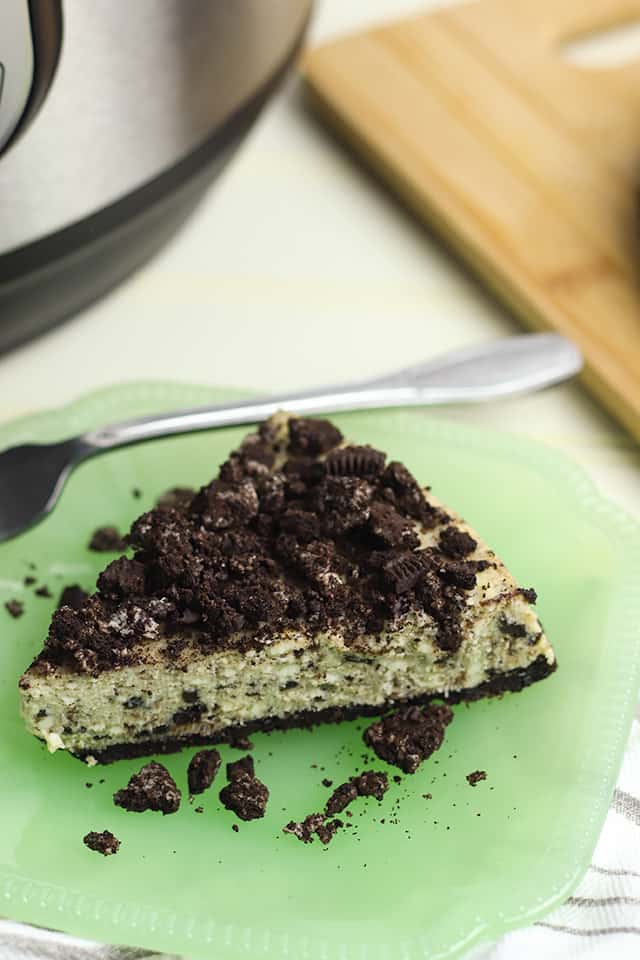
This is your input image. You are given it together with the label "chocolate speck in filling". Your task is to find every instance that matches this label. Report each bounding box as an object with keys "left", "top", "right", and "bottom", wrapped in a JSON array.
[
  {"left": 5, "top": 599, "right": 24, "bottom": 619},
  {"left": 499, "top": 617, "right": 527, "bottom": 639},
  {"left": 83, "top": 830, "right": 120, "bottom": 856},
  {"left": 88, "top": 526, "right": 127, "bottom": 552},
  {"left": 57, "top": 585, "right": 89, "bottom": 611},
  {"left": 439, "top": 526, "right": 477, "bottom": 559},
  {"left": 187, "top": 749, "right": 221, "bottom": 795},
  {"left": 466, "top": 770, "right": 487, "bottom": 787},
  {"left": 364, "top": 704, "right": 454, "bottom": 774},
  {"left": 220, "top": 757, "right": 269, "bottom": 821},
  {"left": 37, "top": 415, "right": 481, "bottom": 674},
  {"left": 113, "top": 761, "right": 181, "bottom": 814}
]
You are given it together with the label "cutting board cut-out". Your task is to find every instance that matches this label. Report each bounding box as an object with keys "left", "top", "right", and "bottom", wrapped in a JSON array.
[{"left": 302, "top": 0, "right": 640, "bottom": 438}]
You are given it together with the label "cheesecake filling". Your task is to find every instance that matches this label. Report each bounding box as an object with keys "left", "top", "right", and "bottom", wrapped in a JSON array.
[{"left": 20, "top": 593, "right": 552, "bottom": 758}]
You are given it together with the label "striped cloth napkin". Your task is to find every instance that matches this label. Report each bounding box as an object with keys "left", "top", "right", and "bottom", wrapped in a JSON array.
[{"left": 2, "top": 706, "right": 638, "bottom": 960}]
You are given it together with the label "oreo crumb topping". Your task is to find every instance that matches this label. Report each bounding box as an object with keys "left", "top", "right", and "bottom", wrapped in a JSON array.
[
  {"left": 325, "top": 770, "right": 389, "bottom": 815},
  {"left": 36, "top": 414, "right": 523, "bottom": 675},
  {"left": 220, "top": 756, "right": 269, "bottom": 821},
  {"left": 283, "top": 812, "right": 343, "bottom": 845},
  {"left": 88, "top": 526, "right": 127, "bottom": 553},
  {"left": 466, "top": 770, "right": 487, "bottom": 787},
  {"left": 57, "top": 585, "right": 89, "bottom": 611},
  {"left": 519, "top": 587, "right": 537, "bottom": 604},
  {"left": 364, "top": 704, "right": 454, "bottom": 773},
  {"left": 187, "top": 749, "right": 221, "bottom": 795},
  {"left": 83, "top": 830, "right": 120, "bottom": 856},
  {"left": 113, "top": 761, "right": 181, "bottom": 814},
  {"left": 5, "top": 599, "right": 24, "bottom": 619},
  {"left": 438, "top": 526, "right": 477, "bottom": 559}
]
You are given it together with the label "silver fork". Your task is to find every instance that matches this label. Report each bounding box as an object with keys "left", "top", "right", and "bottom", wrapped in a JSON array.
[{"left": 0, "top": 333, "right": 581, "bottom": 542}]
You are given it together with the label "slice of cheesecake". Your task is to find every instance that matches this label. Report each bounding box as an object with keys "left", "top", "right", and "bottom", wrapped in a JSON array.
[{"left": 19, "top": 413, "right": 555, "bottom": 763}]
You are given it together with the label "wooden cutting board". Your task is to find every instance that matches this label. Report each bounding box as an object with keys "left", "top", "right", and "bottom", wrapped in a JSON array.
[{"left": 302, "top": 0, "right": 640, "bottom": 439}]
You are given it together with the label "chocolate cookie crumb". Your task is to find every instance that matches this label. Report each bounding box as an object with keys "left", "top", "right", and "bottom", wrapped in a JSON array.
[
  {"left": 353, "top": 770, "right": 389, "bottom": 801},
  {"left": 5, "top": 599, "right": 23, "bottom": 619},
  {"left": 227, "top": 755, "right": 254, "bottom": 779},
  {"left": 83, "top": 830, "right": 120, "bottom": 856},
  {"left": 321, "top": 778, "right": 333, "bottom": 788},
  {"left": 57, "top": 585, "right": 89, "bottom": 611},
  {"left": 466, "top": 770, "right": 487, "bottom": 787},
  {"left": 85, "top": 782, "right": 93, "bottom": 789},
  {"left": 132, "top": 487, "right": 142, "bottom": 499},
  {"left": 88, "top": 526, "right": 127, "bottom": 552},
  {"left": 187, "top": 749, "right": 221, "bottom": 795},
  {"left": 316, "top": 818, "right": 343, "bottom": 845},
  {"left": 23, "top": 576, "right": 36, "bottom": 587},
  {"left": 232, "top": 823, "right": 239, "bottom": 833},
  {"left": 326, "top": 781, "right": 358, "bottom": 815},
  {"left": 194, "top": 806, "right": 204, "bottom": 814},
  {"left": 364, "top": 704, "right": 454, "bottom": 774},
  {"left": 439, "top": 526, "right": 477, "bottom": 559},
  {"left": 113, "top": 761, "right": 181, "bottom": 814},
  {"left": 220, "top": 759, "right": 269, "bottom": 821},
  {"left": 519, "top": 587, "right": 537, "bottom": 604},
  {"left": 35, "top": 585, "right": 52, "bottom": 598}
]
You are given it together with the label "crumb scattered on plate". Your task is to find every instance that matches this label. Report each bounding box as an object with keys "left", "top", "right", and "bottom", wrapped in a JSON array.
[
  {"left": 83, "top": 830, "right": 120, "bottom": 856},
  {"left": 113, "top": 762, "right": 181, "bottom": 815}
]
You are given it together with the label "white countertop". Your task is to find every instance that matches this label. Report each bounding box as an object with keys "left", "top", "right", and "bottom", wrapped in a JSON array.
[{"left": 0, "top": 0, "right": 637, "bottom": 517}]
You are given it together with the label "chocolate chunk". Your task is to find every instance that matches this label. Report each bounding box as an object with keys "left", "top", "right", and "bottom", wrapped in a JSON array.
[
  {"left": 325, "top": 781, "right": 358, "bottom": 815},
  {"left": 439, "top": 526, "right": 477, "bottom": 559},
  {"left": 383, "top": 550, "right": 431, "bottom": 593},
  {"left": 325, "top": 445, "right": 386, "bottom": 477},
  {"left": 219, "top": 764, "right": 269, "bottom": 821},
  {"left": 187, "top": 749, "right": 221, "bottom": 795},
  {"left": 88, "top": 526, "right": 127, "bottom": 552},
  {"left": 466, "top": 770, "right": 487, "bottom": 787},
  {"left": 98, "top": 557, "right": 146, "bottom": 598},
  {"left": 364, "top": 704, "right": 454, "bottom": 774},
  {"left": 227, "top": 755, "right": 254, "bottom": 779},
  {"left": 352, "top": 770, "right": 389, "bottom": 801},
  {"left": 57, "top": 585, "right": 89, "bottom": 611},
  {"left": 155, "top": 487, "right": 195, "bottom": 511},
  {"left": 5, "top": 599, "right": 24, "bottom": 619},
  {"left": 35, "top": 585, "right": 52, "bottom": 598},
  {"left": 83, "top": 830, "right": 120, "bottom": 856},
  {"left": 288, "top": 417, "right": 343, "bottom": 455},
  {"left": 113, "top": 761, "right": 181, "bottom": 814}
]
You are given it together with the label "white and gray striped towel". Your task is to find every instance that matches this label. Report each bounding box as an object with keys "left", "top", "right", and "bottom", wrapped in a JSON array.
[{"left": 2, "top": 707, "right": 639, "bottom": 960}]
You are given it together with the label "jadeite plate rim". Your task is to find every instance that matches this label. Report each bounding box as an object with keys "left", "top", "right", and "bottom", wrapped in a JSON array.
[{"left": 1, "top": 380, "right": 639, "bottom": 960}]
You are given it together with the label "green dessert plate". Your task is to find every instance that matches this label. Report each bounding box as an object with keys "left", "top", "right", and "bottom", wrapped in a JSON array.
[{"left": 0, "top": 383, "right": 638, "bottom": 960}]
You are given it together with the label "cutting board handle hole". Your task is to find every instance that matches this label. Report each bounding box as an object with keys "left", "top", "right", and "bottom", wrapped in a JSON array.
[{"left": 561, "top": 17, "right": 640, "bottom": 69}]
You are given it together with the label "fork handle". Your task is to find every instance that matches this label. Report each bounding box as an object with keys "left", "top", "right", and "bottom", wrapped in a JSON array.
[{"left": 84, "top": 334, "right": 581, "bottom": 450}]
